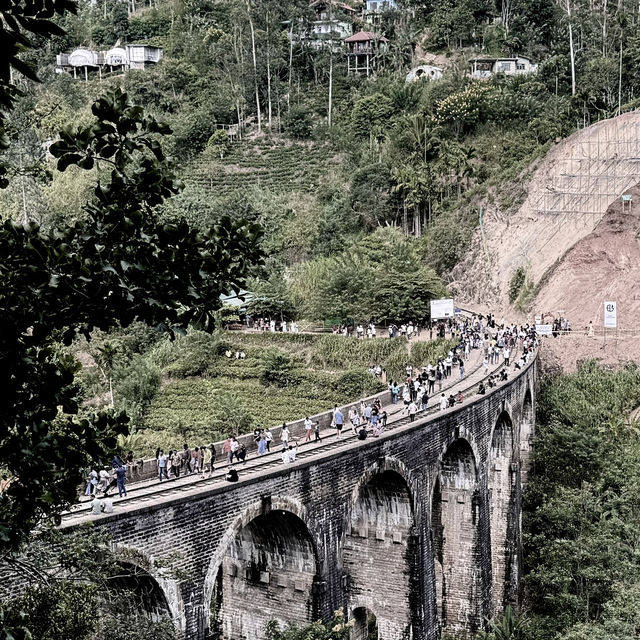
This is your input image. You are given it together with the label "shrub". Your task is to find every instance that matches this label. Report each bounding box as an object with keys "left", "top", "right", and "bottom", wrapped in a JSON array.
[
  {"left": 332, "top": 369, "right": 386, "bottom": 399},
  {"left": 311, "top": 335, "right": 406, "bottom": 370},
  {"left": 212, "top": 392, "right": 254, "bottom": 436},
  {"left": 259, "top": 349, "right": 302, "bottom": 387},
  {"left": 207, "top": 129, "right": 231, "bottom": 159},
  {"left": 113, "top": 355, "right": 161, "bottom": 429},
  {"left": 160, "top": 330, "right": 231, "bottom": 378},
  {"left": 410, "top": 339, "right": 457, "bottom": 368},
  {"left": 285, "top": 107, "right": 313, "bottom": 139},
  {"left": 509, "top": 266, "right": 526, "bottom": 303}
]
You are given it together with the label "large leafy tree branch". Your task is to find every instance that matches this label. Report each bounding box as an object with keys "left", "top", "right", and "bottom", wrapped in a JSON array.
[
  {"left": 0, "top": 0, "right": 78, "bottom": 187},
  {"left": 0, "top": 84, "right": 263, "bottom": 550}
]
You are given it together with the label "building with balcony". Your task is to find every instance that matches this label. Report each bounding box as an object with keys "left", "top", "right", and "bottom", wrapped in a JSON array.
[
  {"left": 56, "top": 44, "right": 163, "bottom": 78},
  {"left": 344, "top": 31, "right": 388, "bottom": 75},
  {"left": 304, "top": 0, "right": 357, "bottom": 49},
  {"left": 363, "top": 0, "right": 397, "bottom": 25}
]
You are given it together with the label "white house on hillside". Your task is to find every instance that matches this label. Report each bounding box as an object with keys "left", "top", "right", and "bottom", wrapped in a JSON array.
[
  {"left": 469, "top": 56, "right": 538, "bottom": 78},
  {"left": 302, "top": 0, "right": 357, "bottom": 49},
  {"left": 56, "top": 44, "right": 163, "bottom": 78},
  {"left": 363, "top": 0, "right": 397, "bottom": 24}
]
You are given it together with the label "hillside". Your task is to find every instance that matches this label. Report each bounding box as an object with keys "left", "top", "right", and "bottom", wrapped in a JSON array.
[
  {"left": 183, "top": 139, "right": 342, "bottom": 198},
  {"left": 451, "top": 112, "right": 640, "bottom": 367}
]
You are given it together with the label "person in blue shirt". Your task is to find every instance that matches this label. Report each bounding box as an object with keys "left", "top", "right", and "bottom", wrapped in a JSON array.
[{"left": 115, "top": 464, "right": 127, "bottom": 497}]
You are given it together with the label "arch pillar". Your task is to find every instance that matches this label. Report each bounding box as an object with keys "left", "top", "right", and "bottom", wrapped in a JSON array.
[{"left": 431, "top": 438, "right": 482, "bottom": 636}]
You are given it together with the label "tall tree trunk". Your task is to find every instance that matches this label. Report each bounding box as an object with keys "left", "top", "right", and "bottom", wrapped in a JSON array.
[
  {"left": 246, "top": 0, "right": 262, "bottom": 133},
  {"left": 287, "top": 18, "right": 294, "bottom": 113},
  {"left": 328, "top": 1, "right": 334, "bottom": 127},
  {"left": 567, "top": 0, "right": 577, "bottom": 95},
  {"left": 618, "top": 30, "right": 623, "bottom": 115},
  {"left": 266, "top": 11, "right": 273, "bottom": 130},
  {"left": 603, "top": 0, "right": 608, "bottom": 55}
]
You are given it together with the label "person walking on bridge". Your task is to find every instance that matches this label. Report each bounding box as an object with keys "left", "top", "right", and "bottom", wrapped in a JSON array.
[
  {"left": 183, "top": 444, "right": 192, "bottom": 474},
  {"left": 334, "top": 408, "right": 344, "bottom": 439},
  {"left": 223, "top": 437, "right": 232, "bottom": 464},
  {"left": 202, "top": 444, "right": 214, "bottom": 478},
  {"left": 157, "top": 451, "right": 168, "bottom": 481}
]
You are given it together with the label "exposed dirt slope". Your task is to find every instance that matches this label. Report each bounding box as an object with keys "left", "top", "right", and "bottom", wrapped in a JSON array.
[
  {"left": 452, "top": 112, "right": 640, "bottom": 370},
  {"left": 452, "top": 112, "right": 640, "bottom": 313},
  {"left": 534, "top": 184, "right": 640, "bottom": 331}
]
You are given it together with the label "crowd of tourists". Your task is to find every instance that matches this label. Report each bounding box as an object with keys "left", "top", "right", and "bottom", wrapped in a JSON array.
[
  {"left": 85, "top": 313, "right": 540, "bottom": 515},
  {"left": 246, "top": 317, "right": 299, "bottom": 333}
]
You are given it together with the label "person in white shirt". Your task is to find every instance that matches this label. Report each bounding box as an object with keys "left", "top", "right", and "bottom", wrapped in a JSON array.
[
  {"left": 304, "top": 417, "right": 313, "bottom": 442},
  {"left": 102, "top": 497, "right": 114, "bottom": 513},
  {"left": 288, "top": 444, "right": 297, "bottom": 463},
  {"left": 90, "top": 496, "right": 104, "bottom": 515},
  {"left": 439, "top": 393, "right": 448, "bottom": 411}
]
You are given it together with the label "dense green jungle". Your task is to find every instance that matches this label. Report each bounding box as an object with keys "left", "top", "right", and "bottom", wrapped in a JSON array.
[{"left": 3, "top": 0, "right": 640, "bottom": 638}]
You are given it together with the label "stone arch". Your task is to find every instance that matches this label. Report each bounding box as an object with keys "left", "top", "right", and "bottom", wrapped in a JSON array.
[
  {"left": 344, "top": 462, "right": 416, "bottom": 640},
  {"left": 431, "top": 438, "right": 482, "bottom": 635},
  {"left": 350, "top": 605, "right": 379, "bottom": 640},
  {"left": 488, "top": 411, "right": 517, "bottom": 614},
  {"left": 106, "top": 550, "right": 186, "bottom": 635},
  {"left": 204, "top": 497, "right": 320, "bottom": 640},
  {"left": 520, "top": 388, "right": 534, "bottom": 486}
]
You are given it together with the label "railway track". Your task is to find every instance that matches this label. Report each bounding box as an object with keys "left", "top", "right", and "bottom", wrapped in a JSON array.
[{"left": 62, "top": 348, "right": 513, "bottom": 524}]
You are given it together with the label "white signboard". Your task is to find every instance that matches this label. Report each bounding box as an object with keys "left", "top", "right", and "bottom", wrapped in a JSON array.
[
  {"left": 604, "top": 301, "right": 617, "bottom": 328},
  {"left": 535, "top": 324, "right": 553, "bottom": 336},
  {"left": 430, "top": 298, "right": 455, "bottom": 319}
]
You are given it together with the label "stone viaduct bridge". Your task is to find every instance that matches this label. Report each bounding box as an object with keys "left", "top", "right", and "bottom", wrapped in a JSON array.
[{"left": 63, "top": 355, "right": 538, "bottom": 640}]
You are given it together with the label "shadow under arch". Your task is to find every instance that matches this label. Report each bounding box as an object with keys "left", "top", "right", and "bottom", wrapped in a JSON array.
[
  {"left": 431, "top": 438, "right": 482, "bottom": 636},
  {"left": 107, "top": 548, "right": 186, "bottom": 635},
  {"left": 488, "top": 410, "right": 518, "bottom": 614},
  {"left": 203, "top": 496, "right": 321, "bottom": 640},
  {"left": 350, "top": 605, "right": 379, "bottom": 640},
  {"left": 344, "top": 458, "right": 417, "bottom": 640},
  {"left": 520, "top": 388, "right": 534, "bottom": 486}
]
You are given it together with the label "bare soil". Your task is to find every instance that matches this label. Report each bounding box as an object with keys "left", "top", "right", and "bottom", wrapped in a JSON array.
[{"left": 454, "top": 112, "right": 640, "bottom": 371}]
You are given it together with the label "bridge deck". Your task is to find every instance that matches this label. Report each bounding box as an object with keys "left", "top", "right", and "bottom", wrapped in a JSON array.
[{"left": 61, "top": 346, "right": 513, "bottom": 528}]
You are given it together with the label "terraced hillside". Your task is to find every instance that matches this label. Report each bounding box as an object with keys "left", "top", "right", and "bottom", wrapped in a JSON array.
[{"left": 183, "top": 138, "right": 343, "bottom": 198}]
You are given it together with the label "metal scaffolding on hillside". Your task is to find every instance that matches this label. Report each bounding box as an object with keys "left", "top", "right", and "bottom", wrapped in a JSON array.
[{"left": 532, "top": 118, "right": 640, "bottom": 220}]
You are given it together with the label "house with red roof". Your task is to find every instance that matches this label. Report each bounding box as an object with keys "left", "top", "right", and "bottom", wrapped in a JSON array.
[{"left": 344, "top": 31, "right": 388, "bottom": 75}]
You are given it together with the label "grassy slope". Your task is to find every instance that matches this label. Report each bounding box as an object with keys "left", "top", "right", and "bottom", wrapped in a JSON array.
[
  {"left": 183, "top": 139, "right": 343, "bottom": 199},
  {"left": 136, "top": 333, "right": 456, "bottom": 455}
]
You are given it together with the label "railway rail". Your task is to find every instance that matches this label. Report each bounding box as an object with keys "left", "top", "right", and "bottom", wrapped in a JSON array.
[{"left": 62, "top": 346, "right": 516, "bottom": 525}]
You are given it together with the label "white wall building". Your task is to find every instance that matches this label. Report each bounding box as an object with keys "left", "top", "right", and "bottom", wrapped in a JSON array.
[
  {"left": 405, "top": 65, "right": 443, "bottom": 83},
  {"left": 56, "top": 44, "right": 163, "bottom": 78},
  {"left": 469, "top": 56, "right": 538, "bottom": 78}
]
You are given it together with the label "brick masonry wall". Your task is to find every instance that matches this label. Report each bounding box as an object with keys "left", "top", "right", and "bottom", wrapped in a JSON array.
[
  {"left": 55, "top": 357, "right": 538, "bottom": 640},
  {"left": 488, "top": 414, "right": 516, "bottom": 613}
]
